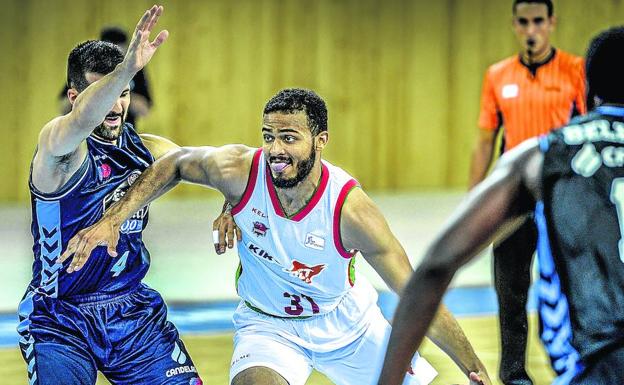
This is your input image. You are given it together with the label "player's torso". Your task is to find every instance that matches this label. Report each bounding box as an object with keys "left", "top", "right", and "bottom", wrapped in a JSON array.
[
  {"left": 232, "top": 149, "right": 359, "bottom": 317},
  {"left": 540, "top": 108, "right": 624, "bottom": 359},
  {"left": 29, "top": 124, "right": 154, "bottom": 298},
  {"left": 492, "top": 52, "right": 581, "bottom": 148}
]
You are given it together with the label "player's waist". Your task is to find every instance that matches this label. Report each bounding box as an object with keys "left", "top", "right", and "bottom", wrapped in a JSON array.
[
  {"left": 244, "top": 301, "right": 313, "bottom": 319},
  {"left": 29, "top": 282, "right": 143, "bottom": 305}
]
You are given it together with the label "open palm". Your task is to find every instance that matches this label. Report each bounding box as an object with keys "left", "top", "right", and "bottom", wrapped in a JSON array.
[{"left": 124, "top": 5, "right": 169, "bottom": 73}]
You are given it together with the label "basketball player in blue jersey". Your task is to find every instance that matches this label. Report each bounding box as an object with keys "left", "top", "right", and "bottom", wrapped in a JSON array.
[
  {"left": 19, "top": 6, "right": 202, "bottom": 385},
  {"left": 378, "top": 26, "right": 624, "bottom": 385},
  {"left": 61, "top": 88, "right": 490, "bottom": 385}
]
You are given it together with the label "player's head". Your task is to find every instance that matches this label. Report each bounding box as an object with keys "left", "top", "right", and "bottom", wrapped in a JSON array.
[
  {"left": 512, "top": 0, "right": 555, "bottom": 58},
  {"left": 262, "top": 88, "right": 329, "bottom": 189},
  {"left": 586, "top": 26, "right": 624, "bottom": 106},
  {"left": 100, "top": 26, "right": 129, "bottom": 52},
  {"left": 66, "top": 40, "right": 129, "bottom": 141}
]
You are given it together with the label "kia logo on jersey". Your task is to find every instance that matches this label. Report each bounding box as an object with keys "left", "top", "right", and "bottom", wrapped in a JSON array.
[
  {"left": 252, "top": 221, "right": 269, "bottom": 237},
  {"left": 284, "top": 260, "right": 326, "bottom": 284}
]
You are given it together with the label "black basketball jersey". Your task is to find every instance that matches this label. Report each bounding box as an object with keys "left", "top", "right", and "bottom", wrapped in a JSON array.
[{"left": 536, "top": 106, "right": 624, "bottom": 382}]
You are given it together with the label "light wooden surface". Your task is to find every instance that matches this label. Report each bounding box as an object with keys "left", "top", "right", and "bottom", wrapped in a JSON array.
[
  {"left": 0, "top": 314, "right": 554, "bottom": 385},
  {"left": 2, "top": 0, "right": 624, "bottom": 202}
]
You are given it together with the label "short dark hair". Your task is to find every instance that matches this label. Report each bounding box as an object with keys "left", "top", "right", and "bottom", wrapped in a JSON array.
[
  {"left": 513, "top": 0, "right": 553, "bottom": 17},
  {"left": 263, "top": 89, "right": 328, "bottom": 135},
  {"left": 66, "top": 40, "right": 124, "bottom": 92},
  {"left": 100, "top": 26, "right": 128, "bottom": 45},
  {"left": 586, "top": 26, "right": 624, "bottom": 105}
]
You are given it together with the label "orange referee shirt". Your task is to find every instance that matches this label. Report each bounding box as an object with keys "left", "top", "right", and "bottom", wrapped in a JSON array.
[{"left": 478, "top": 49, "right": 586, "bottom": 151}]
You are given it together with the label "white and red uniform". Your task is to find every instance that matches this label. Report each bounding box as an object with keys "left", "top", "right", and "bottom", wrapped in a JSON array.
[{"left": 229, "top": 149, "right": 437, "bottom": 385}]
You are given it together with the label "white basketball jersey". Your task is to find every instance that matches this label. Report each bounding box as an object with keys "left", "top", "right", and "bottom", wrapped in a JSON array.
[{"left": 232, "top": 149, "right": 361, "bottom": 317}]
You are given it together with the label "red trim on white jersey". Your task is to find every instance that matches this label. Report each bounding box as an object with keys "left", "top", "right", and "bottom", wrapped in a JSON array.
[
  {"left": 333, "top": 179, "right": 359, "bottom": 259},
  {"left": 265, "top": 162, "right": 330, "bottom": 222},
  {"left": 232, "top": 149, "right": 263, "bottom": 215}
]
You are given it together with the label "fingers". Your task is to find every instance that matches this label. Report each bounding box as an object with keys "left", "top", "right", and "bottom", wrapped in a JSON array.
[
  {"left": 212, "top": 213, "right": 240, "bottom": 254},
  {"left": 58, "top": 235, "right": 79, "bottom": 263},
  {"left": 212, "top": 227, "right": 222, "bottom": 255},
  {"left": 58, "top": 223, "right": 120, "bottom": 273},
  {"left": 67, "top": 234, "right": 97, "bottom": 273},
  {"left": 218, "top": 222, "right": 227, "bottom": 253},
  {"left": 146, "top": 5, "right": 163, "bottom": 33},
  {"left": 151, "top": 30, "right": 169, "bottom": 48},
  {"left": 226, "top": 222, "right": 236, "bottom": 249},
  {"left": 133, "top": 6, "right": 154, "bottom": 38},
  {"left": 468, "top": 372, "right": 484, "bottom": 385},
  {"left": 107, "top": 231, "right": 120, "bottom": 257}
]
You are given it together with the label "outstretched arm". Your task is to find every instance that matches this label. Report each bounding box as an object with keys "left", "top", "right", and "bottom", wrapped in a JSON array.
[
  {"left": 377, "top": 139, "right": 543, "bottom": 385},
  {"left": 340, "top": 188, "right": 490, "bottom": 384},
  {"left": 38, "top": 6, "right": 168, "bottom": 158},
  {"left": 58, "top": 144, "right": 254, "bottom": 271}
]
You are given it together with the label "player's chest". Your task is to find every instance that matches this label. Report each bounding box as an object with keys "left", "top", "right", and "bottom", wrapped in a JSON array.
[
  {"left": 238, "top": 209, "right": 341, "bottom": 281},
  {"left": 495, "top": 70, "right": 577, "bottom": 110}
]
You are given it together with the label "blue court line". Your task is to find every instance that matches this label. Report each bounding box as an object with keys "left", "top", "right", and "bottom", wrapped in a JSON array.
[{"left": 0, "top": 286, "right": 538, "bottom": 349}]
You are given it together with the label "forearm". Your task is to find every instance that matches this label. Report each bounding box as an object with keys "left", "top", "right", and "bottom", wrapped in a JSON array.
[
  {"left": 468, "top": 143, "right": 494, "bottom": 189},
  {"left": 427, "top": 304, "right": 488, "bottom": 377},
  {"left": 71, "top": 62, "right": 135, "bottom": 128},
  {"left": 378, "top": 266, "right": 452, "bottom": 385},
  {"left": 106, "top": 149, "right": 183, "bottom": 225}
]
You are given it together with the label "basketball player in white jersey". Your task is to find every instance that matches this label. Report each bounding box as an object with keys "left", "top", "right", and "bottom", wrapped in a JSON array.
[{"left": 60, "top": 89, "right": 490, "bottom": 385}]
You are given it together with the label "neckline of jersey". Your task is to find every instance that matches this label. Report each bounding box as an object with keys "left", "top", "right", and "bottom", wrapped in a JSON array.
[
  {"left": 518, "top": 47, "right": 556, "bottom": 76},
  {"left": 265, "top": 161, "right": 330, "bottom": 222}
]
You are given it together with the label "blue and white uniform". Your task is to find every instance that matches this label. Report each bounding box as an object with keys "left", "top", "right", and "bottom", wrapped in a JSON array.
[
  {"left": 19, "top": 124, "right": 201, "bottom": 385},
  {"left": 229, "top": 149, "right": 436, "bottom": 385}
]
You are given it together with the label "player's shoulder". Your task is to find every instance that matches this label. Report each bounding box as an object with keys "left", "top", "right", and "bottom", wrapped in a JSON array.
[
  {"left": 203, "top": 144, "right": 257, "bottom": 174},
  {"left": 487, "top": 55, "right": 519, "bottom": 75},
  {"left": 322, "top": 159, "right": 358, "bottom": 186},
  {"left": 556, "top": 49, "right": 584, "bottom": 64},
  {"left": 555, "top": 49, "right": 585, "bottom": 71}
]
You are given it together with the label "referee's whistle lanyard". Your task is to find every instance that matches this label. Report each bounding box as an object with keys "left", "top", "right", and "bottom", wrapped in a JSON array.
[{"left": 596, "top": 105, "right": 624, "bottom": 117}]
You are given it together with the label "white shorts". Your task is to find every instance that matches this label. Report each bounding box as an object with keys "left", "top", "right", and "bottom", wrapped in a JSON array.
[{"left": 229, "top": 280, "right": 437, "bottom": 385}]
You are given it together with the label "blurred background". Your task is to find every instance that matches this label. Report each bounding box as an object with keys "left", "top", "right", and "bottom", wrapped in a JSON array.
[{"left": 1, "top": 0, "right": 623, "bottom": 383}]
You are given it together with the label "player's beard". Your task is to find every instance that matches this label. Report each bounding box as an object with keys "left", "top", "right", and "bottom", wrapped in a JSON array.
[
  {"left": 271, "top": 144, "right": 317, "bottom": 189},
  {"left": 93, "top": 111, "right": 126, "bottom": 141}
]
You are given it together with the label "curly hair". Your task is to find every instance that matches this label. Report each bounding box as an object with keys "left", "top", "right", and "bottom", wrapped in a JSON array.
[{"left": 263, "top": 89, "right": 328, "bottom": 136}]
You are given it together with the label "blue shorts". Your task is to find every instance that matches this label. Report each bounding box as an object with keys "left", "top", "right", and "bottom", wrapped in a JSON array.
[{"left": 17, "top": 284, "right": 203, "bottom": 385}]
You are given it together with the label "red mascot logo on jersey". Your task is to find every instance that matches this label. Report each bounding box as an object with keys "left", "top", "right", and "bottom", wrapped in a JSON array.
[
  {"left": 252, "top": 221, "right": 269, "bottom": 237},
  {"left": 284, "top": 260, "right": 326, "bottom": 284}
]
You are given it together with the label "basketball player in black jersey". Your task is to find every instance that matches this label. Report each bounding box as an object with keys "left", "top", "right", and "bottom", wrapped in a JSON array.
[{"left": 378, "top": 26, "right": 624, "bottom": 385}]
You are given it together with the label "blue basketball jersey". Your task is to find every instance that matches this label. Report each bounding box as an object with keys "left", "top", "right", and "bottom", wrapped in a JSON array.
[{"left": 28, "top": 124, "right": 154, "bottom": 298}]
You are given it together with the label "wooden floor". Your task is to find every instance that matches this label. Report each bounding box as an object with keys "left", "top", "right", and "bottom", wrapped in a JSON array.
[{"left": 0, "top": 314, "right": 554, "bottom": 385}]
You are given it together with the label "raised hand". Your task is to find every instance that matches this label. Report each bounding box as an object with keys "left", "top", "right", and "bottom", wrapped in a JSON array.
[
  {"left": 58, "top": 218, "right": 121, "bottom": 273},
  {"left": 123, "top": 5, "right": 169, "bottom": 74}
]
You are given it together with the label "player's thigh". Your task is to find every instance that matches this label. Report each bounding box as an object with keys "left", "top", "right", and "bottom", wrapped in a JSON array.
[
  {"left": 230, "top": 330, "right": 312, "bottom": 385},
  {"left": 232, "top": 366, "right": 289, "bottom": 385},
  {"left": 26, "top": 341, "right": 97, "bottom": 385},
  {"left": 100, "top": 286, "right": 202, "bottom": 385},
  {"left": 18, "top": 293, "right": 97, "bottom": 385},
  {"left": 317, "top": 310, "right": 437, "bottom": 385}
]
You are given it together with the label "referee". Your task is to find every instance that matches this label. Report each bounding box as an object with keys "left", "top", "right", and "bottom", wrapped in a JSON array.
[{"left": 468, "top": 1, "right": 586, "bottom": 384}]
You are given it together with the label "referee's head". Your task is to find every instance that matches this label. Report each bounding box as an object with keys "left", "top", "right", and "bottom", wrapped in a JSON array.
[{"left": 586, "top": 26, "right": 624, "bottom": 106}]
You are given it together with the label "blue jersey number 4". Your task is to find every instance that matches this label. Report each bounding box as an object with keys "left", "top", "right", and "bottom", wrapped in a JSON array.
[{"left": 111, "top": 251, "right": 130, "bottom": 277}]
